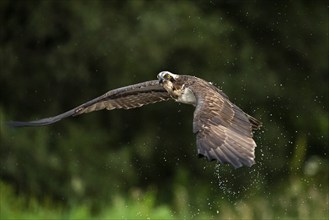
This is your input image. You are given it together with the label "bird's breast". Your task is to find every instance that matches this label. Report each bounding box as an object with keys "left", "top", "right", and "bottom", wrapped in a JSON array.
[{"left": 176, "top": 87, "right": 197, "bottom": 105}]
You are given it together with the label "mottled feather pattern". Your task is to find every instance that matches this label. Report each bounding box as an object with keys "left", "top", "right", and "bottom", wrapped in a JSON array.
[
  {"left": 76, "top": 90, "right": 169, "bottom": 114},
  {"left": 189, "top": 76, "right": 259, "bottom": 168},
  {"left": 7, "top": 73, "right": 261, "bottom": 169},
  {"left": 8, "top": 80, "right": 171, "bottom": 127}
]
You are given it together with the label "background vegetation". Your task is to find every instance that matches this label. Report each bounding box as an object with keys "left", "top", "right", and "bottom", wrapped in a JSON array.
[{"left": 0, "top": 0, "right": 328, "bottom": 219}]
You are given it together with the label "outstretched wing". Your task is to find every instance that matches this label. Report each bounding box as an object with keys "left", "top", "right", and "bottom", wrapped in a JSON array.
[
  {"left": 8, "top": 80, "right": 171, "bottom": 127},
  {"left": 191, "top": 80, "right": 261, "bottom": 168}
]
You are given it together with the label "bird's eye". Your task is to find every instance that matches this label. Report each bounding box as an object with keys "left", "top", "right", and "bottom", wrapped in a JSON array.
[{"left": 164, "top": 74, "right": 171, "bottom": 79}]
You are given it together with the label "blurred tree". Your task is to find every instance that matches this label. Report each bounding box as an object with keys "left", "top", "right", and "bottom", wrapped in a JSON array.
[{"left": 0, "top": 0, "right": 327, "bottom": 211}]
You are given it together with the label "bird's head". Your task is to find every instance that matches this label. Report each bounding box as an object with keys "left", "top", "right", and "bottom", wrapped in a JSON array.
[
  {"left": 157, "top": 71, "right": 184, "bottom": 98},
  {"left": 157, "top": 71, "right": 178, "bottom": 84}
]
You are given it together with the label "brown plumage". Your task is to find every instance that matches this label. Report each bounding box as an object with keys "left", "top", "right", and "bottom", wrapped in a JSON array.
[
  {"left": 8, "top": 71, "right": 261, "bottom": 168},
  {"left": 8, "top": 80, "right": 171, "bottom": 127},
  {"left": 190, "top": 78, "right": 261, "bottom": 168}
]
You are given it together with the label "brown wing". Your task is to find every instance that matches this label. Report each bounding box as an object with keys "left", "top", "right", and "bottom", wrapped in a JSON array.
[
  {"left": 190, "top": 80, "right": 261, "bottom": 168},
  {"left": 8, "top": 80, "right": 171, "bottom": 127}
]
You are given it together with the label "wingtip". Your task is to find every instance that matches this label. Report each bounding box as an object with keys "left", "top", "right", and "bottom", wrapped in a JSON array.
[
  {"left": 6, "top": 121, "right": 31, "bottom": 127},
  {"left": 6, "top": 119, "right": 52, "bottom": 127},
  {"left": 6, "top": 121, "right": 18, "bottom": 127}
]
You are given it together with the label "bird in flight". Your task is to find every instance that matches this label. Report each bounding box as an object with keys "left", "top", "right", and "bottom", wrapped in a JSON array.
[{"left": 8, "top": 71, "right": 262, "bottom": 168}]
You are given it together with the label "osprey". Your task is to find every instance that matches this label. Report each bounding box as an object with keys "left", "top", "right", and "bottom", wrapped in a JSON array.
[{"left": 8, "top": 71, "right": 261, "bottom": 168}]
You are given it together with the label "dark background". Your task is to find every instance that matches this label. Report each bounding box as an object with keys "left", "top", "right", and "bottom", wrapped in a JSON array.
[{"left": 0, "top": 0, "right": 328, "bottom": 219}]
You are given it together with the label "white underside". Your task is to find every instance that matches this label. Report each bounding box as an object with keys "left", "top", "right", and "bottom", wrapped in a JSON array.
[{"left": 177, "top": 87, "right": 197, "bottom": 105}]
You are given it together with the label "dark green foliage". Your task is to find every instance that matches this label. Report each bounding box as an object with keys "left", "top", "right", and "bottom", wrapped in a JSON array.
[{"left": 0, "top": 0, "right": 328, "bottom": 217}]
